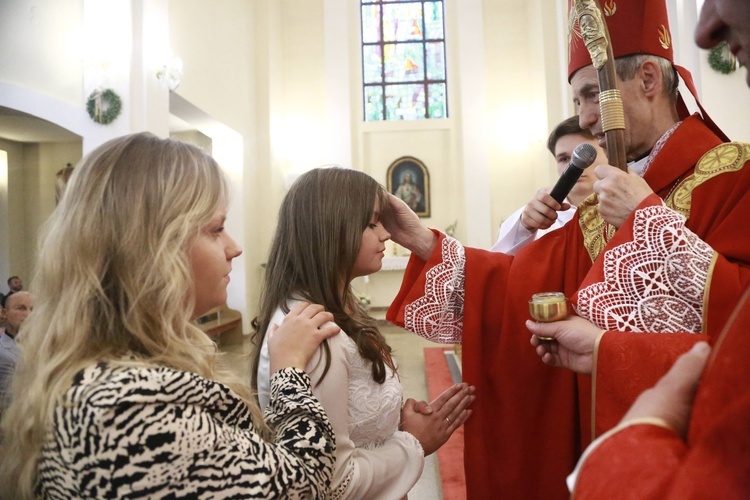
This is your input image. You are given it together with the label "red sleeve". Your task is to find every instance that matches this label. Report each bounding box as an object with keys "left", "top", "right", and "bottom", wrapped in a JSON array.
[
  {"left": 593, "top": 331, "right": 708, "bottom": 436},
  {"left": 577, "top": 405, "right": 750, "bottom": 499},
  {"left": 579, "top": 289, "right": 750, "bottom": 499},
  {"left": 575, "top": 424, "right": 688, "bottom": 499},
  {"left": 675, "top": 143, "right": 750, "bottom": 334},
  {"left": 388, "top": 223, "right": 593, "bottom": 498},
  {"left": 583, "top": 142, "right": 750, "bottom": 436}
]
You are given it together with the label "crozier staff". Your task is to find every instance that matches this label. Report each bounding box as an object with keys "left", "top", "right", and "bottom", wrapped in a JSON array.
[{"left": 383, "top": 0, "right": 750, "bottom": 497}]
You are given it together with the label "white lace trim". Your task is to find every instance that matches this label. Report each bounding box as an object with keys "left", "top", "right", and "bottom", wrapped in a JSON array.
[
  {"left": 575, "top": 203, "right": 713, "bottom": 332},
  {"left": 640, "top": 121, "right": 681, "bottom": 177},
  {"left": 344, "top": 336, "right": 403, "bottom": 448},
  {"left": 330, "top": 461, "right": 355, "bottom": 500},
  {"left": 403, "top": 236, "right": 465, "bottom": 344}
]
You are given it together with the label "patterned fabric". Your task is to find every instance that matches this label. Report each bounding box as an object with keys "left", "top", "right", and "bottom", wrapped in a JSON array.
[
  {"left": 258, "top": 303, "right": 425, "bottom": 500},
  {"left": 576, "top": 140, "right": 749, "bottom": 332},
  {"left": 666, "top": 142, "right": 750, "bottom": 218},
  {"left": 574, "top": 289, "right": 750, "bottom": 498},
  {"left": 387, "top": 115, "right": 750, "bottom": 499},
  {"left": 579, "top": 122, "right": 681, "bottom": 263},
  {"left": 38, "top": 363, "right": 334, "bottom": 499},
  {"left": 403, "top": 236, "right": 465, "bottom": 344},
  {"left": 576, "top": 203, "right": 713, "bottom": 332},
  {"left": 640, "top": 121, "right": 681, "bottom": 177},
  {"left": 344, "top": 335, "right": 402, "bottom": 449}
]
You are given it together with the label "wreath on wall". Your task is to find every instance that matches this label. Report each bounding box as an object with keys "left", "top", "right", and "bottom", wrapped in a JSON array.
[
  {"left": 708, "top": 42, "right": 737, "bottom": 75},
  {"left": 86, "top": 88, "right": 122, "bottom": 125}
]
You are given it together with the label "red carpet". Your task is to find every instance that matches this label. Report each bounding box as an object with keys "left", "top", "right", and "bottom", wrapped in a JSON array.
[{"left": 424, "top": 347, "right": 466, "bottom": 500}]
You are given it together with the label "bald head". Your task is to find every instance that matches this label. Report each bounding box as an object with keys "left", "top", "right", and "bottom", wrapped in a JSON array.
[{"left": 3, "top": 291, "right": 32, "bottom": 338}]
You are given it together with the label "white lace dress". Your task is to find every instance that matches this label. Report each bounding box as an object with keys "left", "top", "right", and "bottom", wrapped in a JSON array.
[{"left": 257, "top": 301, "right": 425, "bottom": 499}]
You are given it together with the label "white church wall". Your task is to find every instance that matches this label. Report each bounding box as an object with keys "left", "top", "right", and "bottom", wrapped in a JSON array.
[{"left": 1, "top": 0, "right": 744, "bottom": 316}]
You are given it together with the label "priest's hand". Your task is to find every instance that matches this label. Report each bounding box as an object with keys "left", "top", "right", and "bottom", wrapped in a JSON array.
[
  {"left": 527, "top": 316, "right": 604, "bottom": 374},
  {"left": 382, "top": 193, "right": 438, "bottom": 261},
  {"left": 520, "top": 189, "right": 571, "bottom": 231},
  {"left": 594, "top": 165, "right": 653, "bottom": 228},
  {"left": 620, "top": 341, "right": 710, "bottom": 439},
  {"left": 400, "top": 383, "right": 475, "bottom": 455}
]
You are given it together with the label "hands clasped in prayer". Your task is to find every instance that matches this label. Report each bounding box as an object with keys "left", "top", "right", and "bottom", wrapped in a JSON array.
[
  {"left": 253, "top": 167, "right": 474, "bottom": 498},
  {"left": 402, "top": 382, "right": 475, "bottom": 456}
]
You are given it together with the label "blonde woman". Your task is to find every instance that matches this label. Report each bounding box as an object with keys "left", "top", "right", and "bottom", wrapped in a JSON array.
[
  {"left": 252, "top": 167, "right": 475, "bottom": 499},
  {"left": 0, "top": 133, "right": 339, "bottom": 498}
]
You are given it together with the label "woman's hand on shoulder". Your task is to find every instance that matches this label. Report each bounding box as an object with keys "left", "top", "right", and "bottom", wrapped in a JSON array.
[
  {"left": 399, "top": 383, "right": 475, "bottom": 455},
  {"left": 268, "top": 302, "right": 340, "bottom": 373}
]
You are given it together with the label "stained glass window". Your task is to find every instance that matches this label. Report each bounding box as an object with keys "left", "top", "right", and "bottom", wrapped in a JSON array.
[{"left": 361, "top": 1, "right": 448, "bottom": 121}]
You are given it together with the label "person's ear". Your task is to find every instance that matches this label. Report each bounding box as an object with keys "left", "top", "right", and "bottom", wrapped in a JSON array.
[{"left": 639, "top": 59, "right": 662, "bottom": 98}]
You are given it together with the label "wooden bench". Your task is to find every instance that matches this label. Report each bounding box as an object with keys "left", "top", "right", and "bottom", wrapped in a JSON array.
[{"left": 196, "top": 304, "right": 243, "bottom": 345}]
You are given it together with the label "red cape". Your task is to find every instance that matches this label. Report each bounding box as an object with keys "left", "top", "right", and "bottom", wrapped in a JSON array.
[{"left": 575, "top": 289, "right": 750, "bottom": 498}]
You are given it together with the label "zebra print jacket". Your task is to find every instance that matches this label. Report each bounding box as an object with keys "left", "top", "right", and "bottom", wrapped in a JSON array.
[{"left": 37, "top": 363, "right": 335, "bottom": 498}]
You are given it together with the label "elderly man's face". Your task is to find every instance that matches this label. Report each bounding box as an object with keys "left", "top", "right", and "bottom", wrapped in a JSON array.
[
  {"left": 571, "top": 65, "right": 651, "bottom": 161},
  {"left": 695, "top": 0, "right": 750, "bottom": 86}
]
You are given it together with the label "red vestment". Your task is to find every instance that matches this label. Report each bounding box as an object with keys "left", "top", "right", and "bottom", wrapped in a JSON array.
[
  {"left": 388, "top": 116, "right": 750, "bottom": 499},
  {"left": 574, "top": 288, "right": 750, "bottom": 499}
]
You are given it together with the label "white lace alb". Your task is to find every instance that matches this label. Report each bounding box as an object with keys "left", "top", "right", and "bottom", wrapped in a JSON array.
[
  {"left": 575, "top": 203, "right": 713, "bottom": 332},
  {"left": 403, "top": 236, "right": 465, "bottom": 344}
]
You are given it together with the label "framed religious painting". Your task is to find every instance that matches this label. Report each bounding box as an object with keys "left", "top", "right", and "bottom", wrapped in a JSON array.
[{"left": 386, "top": 156, "right": 430, "bottom": 217}]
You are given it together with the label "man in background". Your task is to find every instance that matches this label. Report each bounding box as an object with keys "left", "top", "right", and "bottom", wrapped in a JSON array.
[
  {"left": 7, "top": 276, "right": 22, "bottom": 294},
  {"left": 3, "top": 276, "right": 23, "bottom": 308},
  {"left": 491, "top": 116, "right": 607, "bottom": 254},
  {"left": 0, "top": 291, "right": 32, "bottom": 414}
]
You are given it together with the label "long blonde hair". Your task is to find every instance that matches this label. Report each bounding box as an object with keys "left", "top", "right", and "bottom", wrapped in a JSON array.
[
  {"left": 0, "top": 132, "right": 265, "bottom": 497},
  {"left": 251, "top": 167, "right": 396, "bottom": 390}
]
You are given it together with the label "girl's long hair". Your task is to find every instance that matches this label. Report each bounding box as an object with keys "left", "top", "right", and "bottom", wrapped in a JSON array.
[
  {"left": 0, "top": 132, "right": 266, "bottom": 498},
  {"left": 251, "top": 167, "right": 395, "bottom": 390}
]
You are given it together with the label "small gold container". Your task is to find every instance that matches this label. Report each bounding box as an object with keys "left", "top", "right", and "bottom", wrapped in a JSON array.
[{"left": 529, "top": 292, "right": 569, "bottom": 340}]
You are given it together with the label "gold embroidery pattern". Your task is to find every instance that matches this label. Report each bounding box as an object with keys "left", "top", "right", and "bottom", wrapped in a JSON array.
[
  {"left": 658, "top": 24, "right": 671, "bottom": 50},
  {"left": 665, "top": 142, "right": 748, "bottom": 219},
  {"left": 603, "top": 0, "right": 616, "bottom": 16},
  {"left": 579, "top": 193, "right": 609, "bottom": 262},
  {"left": 568, "top": 7, "right": 583, "bottom": 64},
  {"left": 667, "top": 176, "right": 697, "bottom": 218},
  {"left": 582, "top": 142, "right": 748, "bottom": 261}
]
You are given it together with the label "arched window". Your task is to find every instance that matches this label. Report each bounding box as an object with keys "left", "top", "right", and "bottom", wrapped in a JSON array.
[{"left": 361, "top": 1, "right": 447, "bottom": 121}]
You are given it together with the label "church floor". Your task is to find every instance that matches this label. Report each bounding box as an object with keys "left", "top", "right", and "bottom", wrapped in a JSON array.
[{"left": 219, "top": 322, "right": 445, "bottom": 499}]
